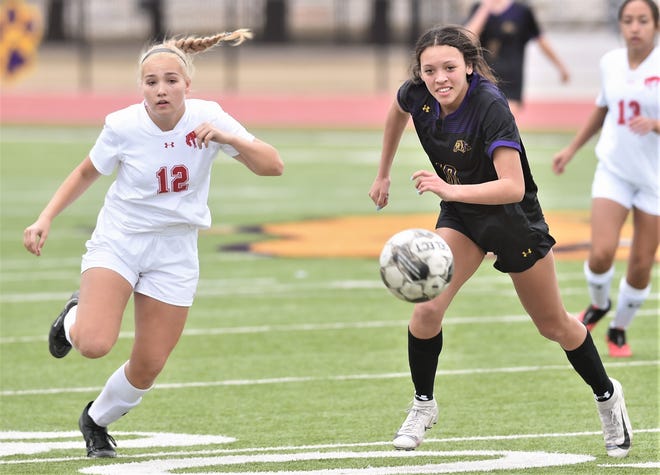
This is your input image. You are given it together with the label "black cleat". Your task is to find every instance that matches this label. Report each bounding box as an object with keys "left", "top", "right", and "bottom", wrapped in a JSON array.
[
  {"left": 606, "top": 327, "right": 632, "bottom": 357},
  {"left": 48, "top": 291, "right": 79, "bottom": 358},
  {"left": 79, "top": 401, "right": 117, "bottom": 458},
  {"left": 578, "top": 299, "right": 611, "bottom": 331}
]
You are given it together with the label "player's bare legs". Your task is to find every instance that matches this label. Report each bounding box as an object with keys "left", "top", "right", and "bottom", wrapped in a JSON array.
[
  {"left": 606, "top": 204, "right": 658, "bottom": 355},
  {"left": 510, "top": 251, "right": 632, "bottom": 457},
  {"left": 394, "top": 228, "right": 483, "bottom": 450},
  {"left": 627, "top": 206, "right": 659, "bottom": 290},
  {"left": 577, "top": 198, "right": 627, "bottom": 330},
  {"left": 127, "top": 293, "right": 189, "bottom": 389},
  {"left": 589, "top": 198, "right": 628, "bottom": 273},
  {"left": 69, "top": 269, "right": 188, "bottom": 457},
  {"left": 409, "top": 228, "right": 484, "bottom": 338},
  {"left": 509, "top": 251, "right": 584, "bottom": 350},
  {"left": 69, "top": 268, "right": 133, "bottom": 358},
  {"left": 586, "top": 198, "right": 657, "bottom": 355}
]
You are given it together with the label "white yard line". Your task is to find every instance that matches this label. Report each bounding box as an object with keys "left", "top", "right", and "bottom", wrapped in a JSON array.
[
  {"left": 1, "top": 309, "right": 657, "bottom": 345},
  {"left": 1, "top": 360, "right": 656, "bottom": 397}
]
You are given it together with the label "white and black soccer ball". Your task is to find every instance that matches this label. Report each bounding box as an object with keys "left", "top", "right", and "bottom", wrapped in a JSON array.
[{"left": 379, "top": 228, "right": 454, "bottom": 303}]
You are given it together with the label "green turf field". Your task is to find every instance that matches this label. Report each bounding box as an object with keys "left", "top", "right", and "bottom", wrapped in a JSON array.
[{"left": 0, "top": 126, "right": 657, "bottom": 474}]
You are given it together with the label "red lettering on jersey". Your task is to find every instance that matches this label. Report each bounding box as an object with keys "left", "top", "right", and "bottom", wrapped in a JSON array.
[
  {"left": 617, "top": 99, "right": 641, "bottom": 125},
  {"left": 156, "top": 165, "right": 189, "bottom": 193},
  {"left": 164, "top": 142, "right": 175, "bottom": 148}
]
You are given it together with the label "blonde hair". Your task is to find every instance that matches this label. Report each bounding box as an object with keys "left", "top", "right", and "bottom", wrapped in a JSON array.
[{"left": 139, "top": 29, "right": 252, "bottom": 81}]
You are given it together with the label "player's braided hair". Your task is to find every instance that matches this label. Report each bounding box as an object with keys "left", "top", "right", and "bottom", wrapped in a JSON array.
[
  {"left": 139, "top": 29, "right": 252, "bottom": 80},
  {"left": 167, "top": 29, "right": 253, "bottom": 54}
]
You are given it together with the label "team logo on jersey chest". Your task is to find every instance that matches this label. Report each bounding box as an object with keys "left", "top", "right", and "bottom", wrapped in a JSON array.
[
  {"left": 453, "top": 140, "right": 471, "bottom": 154},
  {"left": 162, "top": 131, "right": 198, "bottom": 150},
  {"left": 422, "top": 104, "right": 431, "bottom": 113},
  {"left": 185, "top": 131, "right": 197, "bottom": 147},
  {"left": 644, "top": 76, "right": 660, "bottom": 87}
]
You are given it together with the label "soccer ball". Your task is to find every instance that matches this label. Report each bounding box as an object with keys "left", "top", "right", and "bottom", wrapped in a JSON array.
[{"left": 379, "top": 228, "right": 453, "bottom": 303}]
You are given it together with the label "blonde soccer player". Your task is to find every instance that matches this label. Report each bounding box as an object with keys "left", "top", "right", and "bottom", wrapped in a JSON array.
[{"left": 23, "top": 29, "right": 283, "bottom": 457}]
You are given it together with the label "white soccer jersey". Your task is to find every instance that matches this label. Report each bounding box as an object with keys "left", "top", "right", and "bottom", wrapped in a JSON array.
[
  {"left": 595, "top": 47, "right": 659, "bottom": 192},
  {"left": 89, "top": 98, "right": 254, "bottom": 232}
]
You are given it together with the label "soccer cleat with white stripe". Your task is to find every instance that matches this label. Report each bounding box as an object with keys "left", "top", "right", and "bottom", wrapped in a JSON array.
[
  {"left": 392, "top": 398, "right": 438, "bottom": 450},
  {"left": 596, "top": 378, "right": 632, "bottom": 458},
  {"left": 578, "top": 300, "right": 611, "bottom": 332},
  {"left": 48, "top": 291, "right": 78, "bottom": 358}
]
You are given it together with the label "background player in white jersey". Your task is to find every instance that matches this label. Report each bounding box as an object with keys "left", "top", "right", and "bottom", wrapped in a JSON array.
[
  {"left": 553, "top": 0, "right": 659, "bottom": 358},
  {"left": 23, "top": 29, "right": 283, "bottom": 457}
]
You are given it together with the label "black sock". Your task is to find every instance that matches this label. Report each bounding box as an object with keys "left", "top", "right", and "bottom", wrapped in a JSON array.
[
  {"left": 565, "top": 331, "right": 613, "bottom": 400},
  {"left": 408, "top": 328, "right": 443, "bottom": 401}
]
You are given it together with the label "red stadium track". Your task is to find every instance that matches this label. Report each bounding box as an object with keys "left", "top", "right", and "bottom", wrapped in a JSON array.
[{"left": 0, "top": 92, "right": 593, "bottom": 130}]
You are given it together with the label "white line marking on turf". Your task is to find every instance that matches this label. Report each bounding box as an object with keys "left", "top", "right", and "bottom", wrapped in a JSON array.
[
  {"left": 0, "top": 315, "right": 531, "bottom": 344},
  {"left": 1, "top": 309, "right": 657, "bottom": 345},
  {"left": 0, "top": 432, "right": 235, "bottom": 457},
  {"left": 2, "top": 429, "right": 658, "bottom": 475},
  {"left": 2, "top": 429, "right": 659, "bottom": 465},
  {"left": 7, "top": 276, "right": 657, "bottom": 303},
  {"left": 76, "top": 450, "right": 595, "bottom": 474},
  {"left": 599, "top": 462, "right": 660, "bottom": 468},
  {"left": 1, "top": 360, "right": 657, "bottom": 397},
  {"left": 4, "top": 280, "right": 513, "bottom": 302}
]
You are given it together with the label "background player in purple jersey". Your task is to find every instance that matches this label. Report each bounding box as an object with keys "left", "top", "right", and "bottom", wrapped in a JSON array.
[
  {"left": 466, "top": 0, "right": 570, "bottom": 118},
  {"left": 553, "top": 0, "right": 659, "bottom": 358},
  {"left": 23, "top": 29, "right": 283, "bottom": 458},
  {"left": 368, "top": 24, "right": 631, "bottom": 458}
]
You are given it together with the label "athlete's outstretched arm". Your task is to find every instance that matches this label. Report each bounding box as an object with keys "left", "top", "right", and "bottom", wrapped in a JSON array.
[
  {"left": 369, "top": 101, "right": 410, "bottom": 210},
  {"left": 24, "top": 157, "right": 101, "bottom": 256},
  {"left": 552, "top": 106, "right": 607, "bottom": 175},
  {"left": 536, "top": 35, "right": 570, "bottom": 83}
]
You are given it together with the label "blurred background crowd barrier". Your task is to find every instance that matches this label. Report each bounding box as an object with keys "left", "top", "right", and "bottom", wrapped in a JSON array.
[
  {"left": 1, "top": 0, "right": 623, "bottom": 98},
  {"left": 38, "top": 0, "right": 619, "bottom": 44}
]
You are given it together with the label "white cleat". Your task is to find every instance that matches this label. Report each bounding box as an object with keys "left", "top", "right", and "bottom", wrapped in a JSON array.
[
  {"left": 392, "top": 398, "right": 438, "bottom": 450},
  {"left": 596, "top": 378, "right": 632, "bottom": 458}
]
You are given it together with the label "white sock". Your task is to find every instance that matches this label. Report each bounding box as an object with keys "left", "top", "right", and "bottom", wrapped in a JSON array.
[
  {"left": 63, "top": 305, "right": 77, "bottom": 345},
  {"left": 88, "top": 363, "right": 151, "bottom": 427},
  {"left": 611, "top": 278, "right": 650, "bottom": 330},
  {"left": 584, "top": 261, "right": 614, "bottom": 309}
]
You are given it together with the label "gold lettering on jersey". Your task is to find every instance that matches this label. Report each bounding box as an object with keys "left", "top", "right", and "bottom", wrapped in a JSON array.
[
  {"left": 441, "top": 164, "right": 460, "bottom": 185},
  {"left": 502, "top": 21, "right": 516, "bottom": 34},
  {"left": 422, "top": 104, "right": 431, "bottom": 113},
  {"left": 453, "top": 140, "right": 471, "bottom": 153}
]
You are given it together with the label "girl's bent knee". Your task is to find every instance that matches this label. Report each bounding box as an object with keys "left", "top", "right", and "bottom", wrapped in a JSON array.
[
  {"left": 536, "top": 316, "right": 584, "bottom": 348},
  {"left": 73, "top": 338, "right": 114, "bottom": 359},
  {"left": 535, "top": 318, "right": 570, "bottom": 343},
  {"left": 537, "top": 326, "right": 561, "bottom": 343}
]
